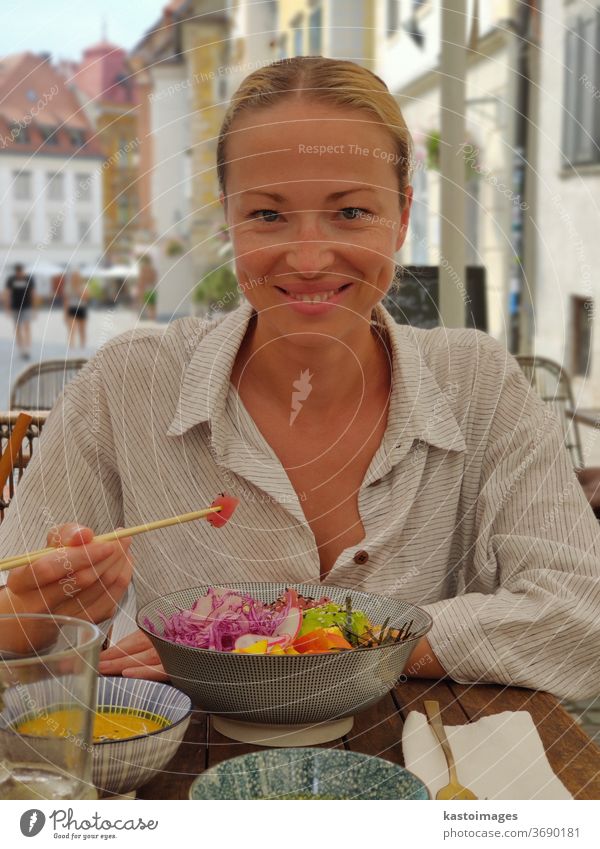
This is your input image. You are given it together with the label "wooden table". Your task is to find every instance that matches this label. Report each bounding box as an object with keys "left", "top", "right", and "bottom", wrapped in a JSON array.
[{"left": 137, "top": 679, "right": 600, "bottom": 800}]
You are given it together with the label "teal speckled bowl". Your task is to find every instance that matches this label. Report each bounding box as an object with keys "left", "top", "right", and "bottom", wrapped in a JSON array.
[{"left": 189, "top": 748, "right": 429, "bottom": 800}]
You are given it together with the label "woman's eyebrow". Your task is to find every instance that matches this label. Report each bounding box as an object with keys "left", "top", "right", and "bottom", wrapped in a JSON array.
[{"left": 241, "top": 187, "right": 377, "bottom": 202}]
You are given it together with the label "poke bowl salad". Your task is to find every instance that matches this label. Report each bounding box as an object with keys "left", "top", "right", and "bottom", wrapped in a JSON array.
[
  {"left": 142, "top": 585, "right": 417, "bottom": 655},
  {"left": 137, "top": 583, "right": 432, "bottom": 730}
]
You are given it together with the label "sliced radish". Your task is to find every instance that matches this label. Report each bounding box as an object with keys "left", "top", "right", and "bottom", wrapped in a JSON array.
[
  {"left": 273, "top": 589, "right": 302, "bottom": 641},
  {"left": 275, "top": 606, "right": 302, "bottom": 641},
  {"left": 207, "top": 494, "right": 240, "bottom": 528},
  {"left": 189, "top": 595, "right": 214, "bottom": 618}
]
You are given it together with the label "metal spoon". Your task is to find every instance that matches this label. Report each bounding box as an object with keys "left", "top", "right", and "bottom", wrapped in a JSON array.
[{"left": 423, "top": 700, "right": 477, "bottom": 800}]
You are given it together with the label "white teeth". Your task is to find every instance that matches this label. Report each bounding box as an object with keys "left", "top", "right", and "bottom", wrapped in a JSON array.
[{"left": 285, "top": 287, "right": 343, "bottom": 303}]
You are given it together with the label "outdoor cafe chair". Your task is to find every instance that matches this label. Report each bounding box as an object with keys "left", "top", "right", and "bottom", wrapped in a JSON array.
[
  {"left": 0, "top": 411, "right": 47, "bottom": 523},
  {"left": 9, "top": 358, "right": 87, "bottom": 412},
  {"left": 516, "top": 355, "right": 600, "bottom": 513}
]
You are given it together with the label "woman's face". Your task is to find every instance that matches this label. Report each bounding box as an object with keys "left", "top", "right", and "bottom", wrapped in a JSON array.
[{"left": 220, "top": 98, "right": 412, "bottom": 345}]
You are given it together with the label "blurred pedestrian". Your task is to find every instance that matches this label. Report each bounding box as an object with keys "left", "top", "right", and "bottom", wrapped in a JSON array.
[
  {"left": 138, "top": 255, "right": 158, "bottom": 321},
  {"left": 4, "top": 262, "right": 35, "bottom": 359},
  {"left": 63, "top": 267, "right": 89, "bottom": 349}
]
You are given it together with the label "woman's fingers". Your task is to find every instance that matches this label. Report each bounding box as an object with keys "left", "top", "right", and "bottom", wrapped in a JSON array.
[
  {"left": 56, "top": 556, "right": 132, "bottom": 622},
  {"left": 97, "top": 629, "right": 166, "bottom": 680},
  {"left": 8, "top": 540, "right": 121, "bottom": 595},
  {"left": 99, "top": 628, "right": 152, "bottom": 661},
  {"left": 46, "top": 523, "right": 94, "bottom": 548},
  {"left": 6, "top": 534, "right": 132, "bottom": 616},
  {"left": 122, "top": 664, "right": 169, "bottom": 682},
  {"left": 99, "top": 646, "right": 160, "bottom": 675}
]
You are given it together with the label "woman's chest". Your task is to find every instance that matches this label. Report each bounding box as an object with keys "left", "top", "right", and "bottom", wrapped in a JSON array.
[{"left": 249, "top": 407, "right": 388, "bottom": 577}]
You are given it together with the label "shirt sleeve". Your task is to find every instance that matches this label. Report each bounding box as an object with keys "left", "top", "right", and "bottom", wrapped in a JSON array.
[
  {"left": 424, "top": 349, "right": 600, "bottom": 700},
  {"left": 0, "top": 359, "right": 126, "bottom": 635}
]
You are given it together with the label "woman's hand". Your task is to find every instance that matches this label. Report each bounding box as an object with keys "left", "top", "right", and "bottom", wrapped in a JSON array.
[
  {"left": 404, "top": 636, "right": 447, "bottom": 679},
  {"left": 0, "top": 523, "right": 133, "bottom": 625},
  {"left": 98, "top": 629, "right": 168, "bottom": 681}
]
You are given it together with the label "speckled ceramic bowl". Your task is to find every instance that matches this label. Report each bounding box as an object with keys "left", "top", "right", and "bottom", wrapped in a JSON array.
[
  {"left": 137, "top": 582, "right": 432, "bottom": 732},
  {"left": 189, "top": 748, "right": 429, "bottom": 800}
]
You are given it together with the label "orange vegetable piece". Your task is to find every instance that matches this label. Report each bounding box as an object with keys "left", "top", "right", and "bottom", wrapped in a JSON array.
[{"left": 293, "top": 627, "right": 352, "bottom": 654}]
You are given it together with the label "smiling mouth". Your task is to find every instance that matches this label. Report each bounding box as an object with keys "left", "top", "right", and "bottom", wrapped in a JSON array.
[{"left": 276, "top": 283, "right": 352, "bottom": 303}]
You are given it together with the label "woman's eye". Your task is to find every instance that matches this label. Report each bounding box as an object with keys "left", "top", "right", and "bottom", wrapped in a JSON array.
[
  {"left": 340, "top": 207, "right": 370, "bottom": 220},
  {"left": 248, "top": 209, "right": 280, "bottom": 223}
]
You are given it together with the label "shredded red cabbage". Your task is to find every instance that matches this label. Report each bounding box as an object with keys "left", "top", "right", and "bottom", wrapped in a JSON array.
[{"left": 144, "top": 587, "right": 292, "bottom": 652}]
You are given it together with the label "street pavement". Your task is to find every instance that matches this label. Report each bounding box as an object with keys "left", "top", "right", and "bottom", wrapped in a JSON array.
[{"left": 0, "top": 306, "right": 148, "bottom": 409}]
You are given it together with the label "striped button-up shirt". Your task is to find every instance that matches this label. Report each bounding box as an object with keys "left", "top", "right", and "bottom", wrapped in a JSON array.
[{"left": 1, "top": 301, "right": 599, "bottom": 700}]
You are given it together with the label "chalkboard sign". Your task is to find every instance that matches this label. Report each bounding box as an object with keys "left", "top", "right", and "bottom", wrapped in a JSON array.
[{"left": 383, "top": 265, "right": 487, "bottom": 332}]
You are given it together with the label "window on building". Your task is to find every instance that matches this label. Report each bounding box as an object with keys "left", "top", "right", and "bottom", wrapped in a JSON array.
[
  {"left": 69, "top": 128, "right": 86, "bottom": 148},
  {"left": 308, "top": 4, "right": 322, "bottom": 54},
  {"left": 410, "top": 164, "right": 428, "bottom": 263},
  {"left": 15, "top": 216, "right": 31, "bottom": 243},
  {"left": 216, "top": 73, "right": 228, "bottom": 103},
  {"left": 387, "top": 0, "right": 399, "bottom": 37},
  {"left": 47, "top": 215, "right": 64, "bottom": 243},
  {"left": 39, "top": 125, "right": 58, "bottom": 145},
  {"left": 465, "top": 175, "right": 480, "bottom": 265},
  {"left": 561, "top": 7, "right": 600, "bottom": 166},
  {"left": 13, "top": 170, "right": 32, "bottom": 200},
  {"left": 76, "top": 174, "right": 92, "bottom": 201},
  {"left": 47, "top": 172, "right": 64, "bottom": 201},
  {"left": 78, "top": 219, "right": 91, "bottom": 244},
  {"left": 117, "top": 197, "right": 130, "bottom": 226},
  {"left": 571, "top": 295, "right": 593, "bottom": 376},
  {"left": 403, "top": 0, "right": 428, "bottom": 48},
  {"left": 9, "top": 122, "right": 30, "bottom": 143},
  {"left": 291, "top": 14, "right": 303, "bottom": 55}
]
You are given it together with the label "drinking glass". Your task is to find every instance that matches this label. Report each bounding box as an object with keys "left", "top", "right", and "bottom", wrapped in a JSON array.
[{"left": 0, "top": 614, "right": 102, "bottom": 800}]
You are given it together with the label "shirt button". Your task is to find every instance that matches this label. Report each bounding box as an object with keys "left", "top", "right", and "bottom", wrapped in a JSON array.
[{"left": 353, "top": 550, "right": 369, "bottom": 565}]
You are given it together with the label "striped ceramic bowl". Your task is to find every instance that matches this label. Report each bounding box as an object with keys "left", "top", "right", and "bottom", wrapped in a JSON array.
[{"left": 93, "top": 677, "right": 192, "bottom": 796}]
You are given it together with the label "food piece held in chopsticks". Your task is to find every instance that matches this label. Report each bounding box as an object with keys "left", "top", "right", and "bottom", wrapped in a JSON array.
[{"left": 206, "top": 493, "right": 240, "bottom": 528}]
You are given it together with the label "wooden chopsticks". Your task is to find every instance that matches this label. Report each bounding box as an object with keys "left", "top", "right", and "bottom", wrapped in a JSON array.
[{"left": 0, "top": 505, "right": 222, "bottom": 573}]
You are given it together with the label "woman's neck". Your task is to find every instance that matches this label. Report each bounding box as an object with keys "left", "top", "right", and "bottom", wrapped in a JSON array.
[{"left": 231, "top": 312, "right": 391, "bottom": 416}]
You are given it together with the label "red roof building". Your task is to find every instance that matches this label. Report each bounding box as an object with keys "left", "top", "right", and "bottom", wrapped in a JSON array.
[{"left": 0, "top": 52, "right": 102, "bottom": 158}]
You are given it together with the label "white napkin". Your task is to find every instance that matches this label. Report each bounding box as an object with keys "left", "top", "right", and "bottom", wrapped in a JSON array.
[{"left": 402, "top": 710, "right": 572, "bottom": 800}]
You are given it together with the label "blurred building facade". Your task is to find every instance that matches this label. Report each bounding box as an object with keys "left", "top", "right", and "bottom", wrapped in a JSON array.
[
  {"left": 129, "top": 0, "right": 233, "bottom": 318},
  {"left": 70, "top": 41, "right": 140, "bottom": 265},
  {"left": 0, "top": 52, "right": 104, "bottom": 297},
  {"left": 276, "top": 0, "right": 373, "bottom": 67},
  {"left": 534, "top": 1, "right": 600, "bottom": 409},
  {"left": 374, "top": 0, "right": 517, "bottom": 341}
]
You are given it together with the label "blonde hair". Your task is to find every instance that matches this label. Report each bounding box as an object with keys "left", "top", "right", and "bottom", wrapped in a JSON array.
[{"left": 216, "top": 56, "right": 413, "bottom": 210}]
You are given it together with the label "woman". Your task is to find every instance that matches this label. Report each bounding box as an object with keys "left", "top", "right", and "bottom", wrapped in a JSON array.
[
  {"left": 64, "top": 267, "right": 89, "bottom": 349},
  {"left": 0, "top": 57, "right": 599, "bottom": 698}
]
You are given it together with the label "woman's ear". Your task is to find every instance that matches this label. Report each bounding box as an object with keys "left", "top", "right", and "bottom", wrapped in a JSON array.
[{"left": 395, "top": 185, "right": 413, "bottom": 253}]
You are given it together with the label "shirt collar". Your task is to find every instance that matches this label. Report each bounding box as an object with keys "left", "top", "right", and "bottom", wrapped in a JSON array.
[
  {"left": 167, "top": 299, "right": 466, "bottom": 457},
  {"left": 371, "top": 302, "right": 466, "bottom": 460},
  {"left": 167, "top": 301, "right": 255, "bottom": 438}
]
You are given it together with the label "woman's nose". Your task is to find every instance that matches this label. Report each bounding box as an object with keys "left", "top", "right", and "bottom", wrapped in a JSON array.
[{"left": 284, "top": 221, "right": 336, "bottom": 272}]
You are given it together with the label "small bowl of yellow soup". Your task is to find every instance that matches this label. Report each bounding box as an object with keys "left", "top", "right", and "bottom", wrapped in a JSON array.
[{"left": 14, "top": 677, "right": 192, "bottom": 796}]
